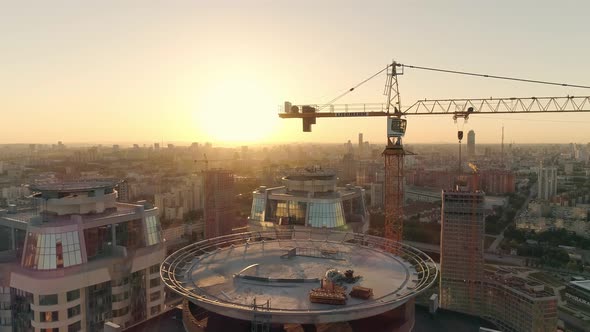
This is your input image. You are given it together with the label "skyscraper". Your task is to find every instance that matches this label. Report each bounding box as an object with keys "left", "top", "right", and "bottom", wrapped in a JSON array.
[
  {"left": 467, "top": 130, "right": 475, "bottom": 159},
  {"left": 440, "top": 183, "right": 485, "bottom": 316},
  {"left": 203, "top": 169, "right": 236, "bottom": 238},
  {"left": 538, "top": 162, "right": 557, "bottom": 200}
]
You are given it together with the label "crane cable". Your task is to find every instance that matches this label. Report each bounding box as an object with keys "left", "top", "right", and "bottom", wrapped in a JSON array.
[
  {"left": 399, "top": 63, "right": 590, "bottom": 89},
  {"left": 318, "top": 65, "right": 390, "bottom": 111},
  {"left": 318, "top": 62, "right": 590, "bottom": 111}
]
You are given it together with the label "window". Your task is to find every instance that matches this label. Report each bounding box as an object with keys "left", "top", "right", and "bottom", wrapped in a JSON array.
[
  {"left": 149, "top": 278, "right": 160, "bottom": 288},
  {"left": 39, "top": 294, "right": 58, "bottom": 305},
  {"left": 111, "top": 277, "right": 129, "bottom": 287},
  {"left": 66, "top": 289, "right": 80, "bottom": 302},
  {"left": 149, "top": 291, "right": 160, "bottom": 302},
  {"left": 0, "top": 316, "right": 11, "bottom": 326},
  {"left": 149, "top": 264, "right": 160, "bottom": 274},
  {"left": 150, "top": 304, "right": 161, "bottom": 315},
  {"left": 40, "top": 311, "right": 58, "bottom": 322},
  {"left": 250, "top": 196, "right": 266, "bottom": 221},
  {"left": 84, "top": 225, "right": 112, "bottom": 260},
  {"left": 145, "top": 216, "right": 161, "bottom": 246},
  {"left": 115, "top": 219, "right": 144, "bottom": 249},
  {"left": 307, "top": 202, "right": 346, "bottom": 228},
  {"left": 68, "top": 321, "right": 81, "bottom": 332},
  {"left": 67, "top": 305, "right": 80, "bottom": 318},
  {"left": 112, "top": 292, "right": 129, "bottom": 302},
  {"left": 112, "top": 306, "right": 129, "bottom": 318},
  {"left": 23, "top": 231, "right": 82, "bottom": 270},
  {"left": 0, "top": 225, "right": 12, "bottom": 251}
]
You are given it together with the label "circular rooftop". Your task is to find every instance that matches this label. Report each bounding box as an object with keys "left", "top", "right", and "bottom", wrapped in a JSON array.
[
  {"left": 161, "top": 229, "right": 437, "bottom": 324},
  {"left": 30, "top": 179, "right": 120, "bottom": 193}
]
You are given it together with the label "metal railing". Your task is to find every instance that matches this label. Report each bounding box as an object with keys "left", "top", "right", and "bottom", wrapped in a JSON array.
[{"left": 160, "top": 229, "right": 438, "bottom": 315}]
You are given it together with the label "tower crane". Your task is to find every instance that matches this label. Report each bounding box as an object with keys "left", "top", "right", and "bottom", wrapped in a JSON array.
[
  {"left": 279, "top": 60, "right": 590, "bottom": 243},
  {"left": 193, "top": 154, "right": 236, "bottom": 171}
]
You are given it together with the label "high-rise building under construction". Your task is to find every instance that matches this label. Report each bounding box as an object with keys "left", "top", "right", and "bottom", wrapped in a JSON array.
[
  {"left": 440, "top": 185, "right": 485, "bottom": 316},
  {"left": 203, "top": 169, "right": 236, "bottom": 238}
]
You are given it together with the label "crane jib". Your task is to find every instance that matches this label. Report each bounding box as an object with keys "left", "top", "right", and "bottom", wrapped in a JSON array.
[{"left": 334, "top": 112, "right": 369, "bottom": 117}]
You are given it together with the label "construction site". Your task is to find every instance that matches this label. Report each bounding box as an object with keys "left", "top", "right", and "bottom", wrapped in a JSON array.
[
  {"left": 160, "top": 229, "right": 437, "bottom": 332},
  {"left": 162, "top": 60, "right": 590, "bottom": 332}
]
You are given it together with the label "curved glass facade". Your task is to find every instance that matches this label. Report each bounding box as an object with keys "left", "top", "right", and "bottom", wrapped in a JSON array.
[
  {"left": 23, "top": 231, "right": 82, "bottom": 270},
  {"left": 307, "top": 202, "right": 345, "bottom": 228},
  {"left": 250, "top": 196, "right": 265, "bottom": 221}
]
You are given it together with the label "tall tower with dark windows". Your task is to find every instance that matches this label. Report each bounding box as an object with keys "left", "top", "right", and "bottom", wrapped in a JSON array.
[
  {"left": 440, "top": 183, "right": 485, "bottom": 316},
  {"left": 203, "top": 169, "right": 236, "bottom": 238},
  {"left": 467, "top": 130, "right": 476, "bottom": 159}
]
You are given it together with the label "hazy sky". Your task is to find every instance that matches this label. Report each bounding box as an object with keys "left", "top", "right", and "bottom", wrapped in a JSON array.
[{"left": 2, "top": 1, "right": 590, "bottom": 145}]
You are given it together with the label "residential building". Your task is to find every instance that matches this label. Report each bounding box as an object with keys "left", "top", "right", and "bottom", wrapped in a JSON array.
[
  {"left": 482, "top": 270, "right": 558, "bottom": 332},
  {"left": 538, "top": 162, "right": 558, "bottom": 200},
  {"left": 249, "top": 167, "right": 369, "bottom": 233},
  {"left": 0, "top": 180, "right": 166, "bottom": 331}
]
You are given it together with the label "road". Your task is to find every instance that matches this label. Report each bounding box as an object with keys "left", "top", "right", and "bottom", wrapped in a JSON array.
[
  {"left": 404, "top": 240, "right": 525, "bottom": 266},
  {"left": 488, "top": 181, "right": 537, "bottom": 253}
]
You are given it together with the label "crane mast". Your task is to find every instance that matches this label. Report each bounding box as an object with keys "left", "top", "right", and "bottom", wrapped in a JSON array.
[
  {"left": 279, "top": 61, "right": 590, "bottom": 244},
  {"left": 383, "top": 61, "right": 406, "bottom": 242}
]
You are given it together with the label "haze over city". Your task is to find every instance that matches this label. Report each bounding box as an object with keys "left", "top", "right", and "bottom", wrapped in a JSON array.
[
  {"left": 2, "top": 1, "right": 590, "bottom": 145},
  {"left": 4, "top": 2, "right": 590, "bottom": 332}
]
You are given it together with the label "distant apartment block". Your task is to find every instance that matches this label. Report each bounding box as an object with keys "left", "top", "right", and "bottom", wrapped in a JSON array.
[
  {"left": 482, "top": 270, "right": 558, "bottom": 332},
  {"left": 538, "top": 162, "right": 558, "bottom": 200}
]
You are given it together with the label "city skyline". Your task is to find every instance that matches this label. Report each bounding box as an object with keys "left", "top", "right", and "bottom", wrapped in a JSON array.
[{"left": 2, "top": 1, "right": 590, "bottom": 145}]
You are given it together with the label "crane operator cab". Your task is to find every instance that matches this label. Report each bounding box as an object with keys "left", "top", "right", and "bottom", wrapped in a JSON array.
[{"left": 387, "top": 117, "right": 407, "bottom": 146}]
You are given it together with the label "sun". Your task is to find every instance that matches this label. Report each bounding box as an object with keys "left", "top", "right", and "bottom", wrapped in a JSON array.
[{"left": 193, "top": 78, "right": 281, "bottom": 144}]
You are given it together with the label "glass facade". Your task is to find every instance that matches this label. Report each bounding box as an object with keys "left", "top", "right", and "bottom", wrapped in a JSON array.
[
  {"left": 84, "top": 225, "right": 112, "bottom": 261},
  {"left": 11, "top": 288, "right": 32, "bottom": 332},
  {"left": 0, "top": 225, "right": 11, "bottom": 251},
  {"left": 307, "top": 202, "right": 346, "bottom": 228},
  {"left": 15, "top": 228, "right": 26, "bottom": 260},
  {"left": 86, "top": 281, "right": 112, "bottom": 332},
  {"left": 115, "top": 219, "right": 143, "bottom": 249},
  {"left": 250, "top": 196, "right": 265, "bottom": 221},
  {"left": 145, "top": 215, "right": 161, "bottom": 246},
  {"left": 129, "top": 270, "right": 146, "bottom": 325},
  {"left": 23, "top": 231, "right": 82, "bottom": 270}
]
